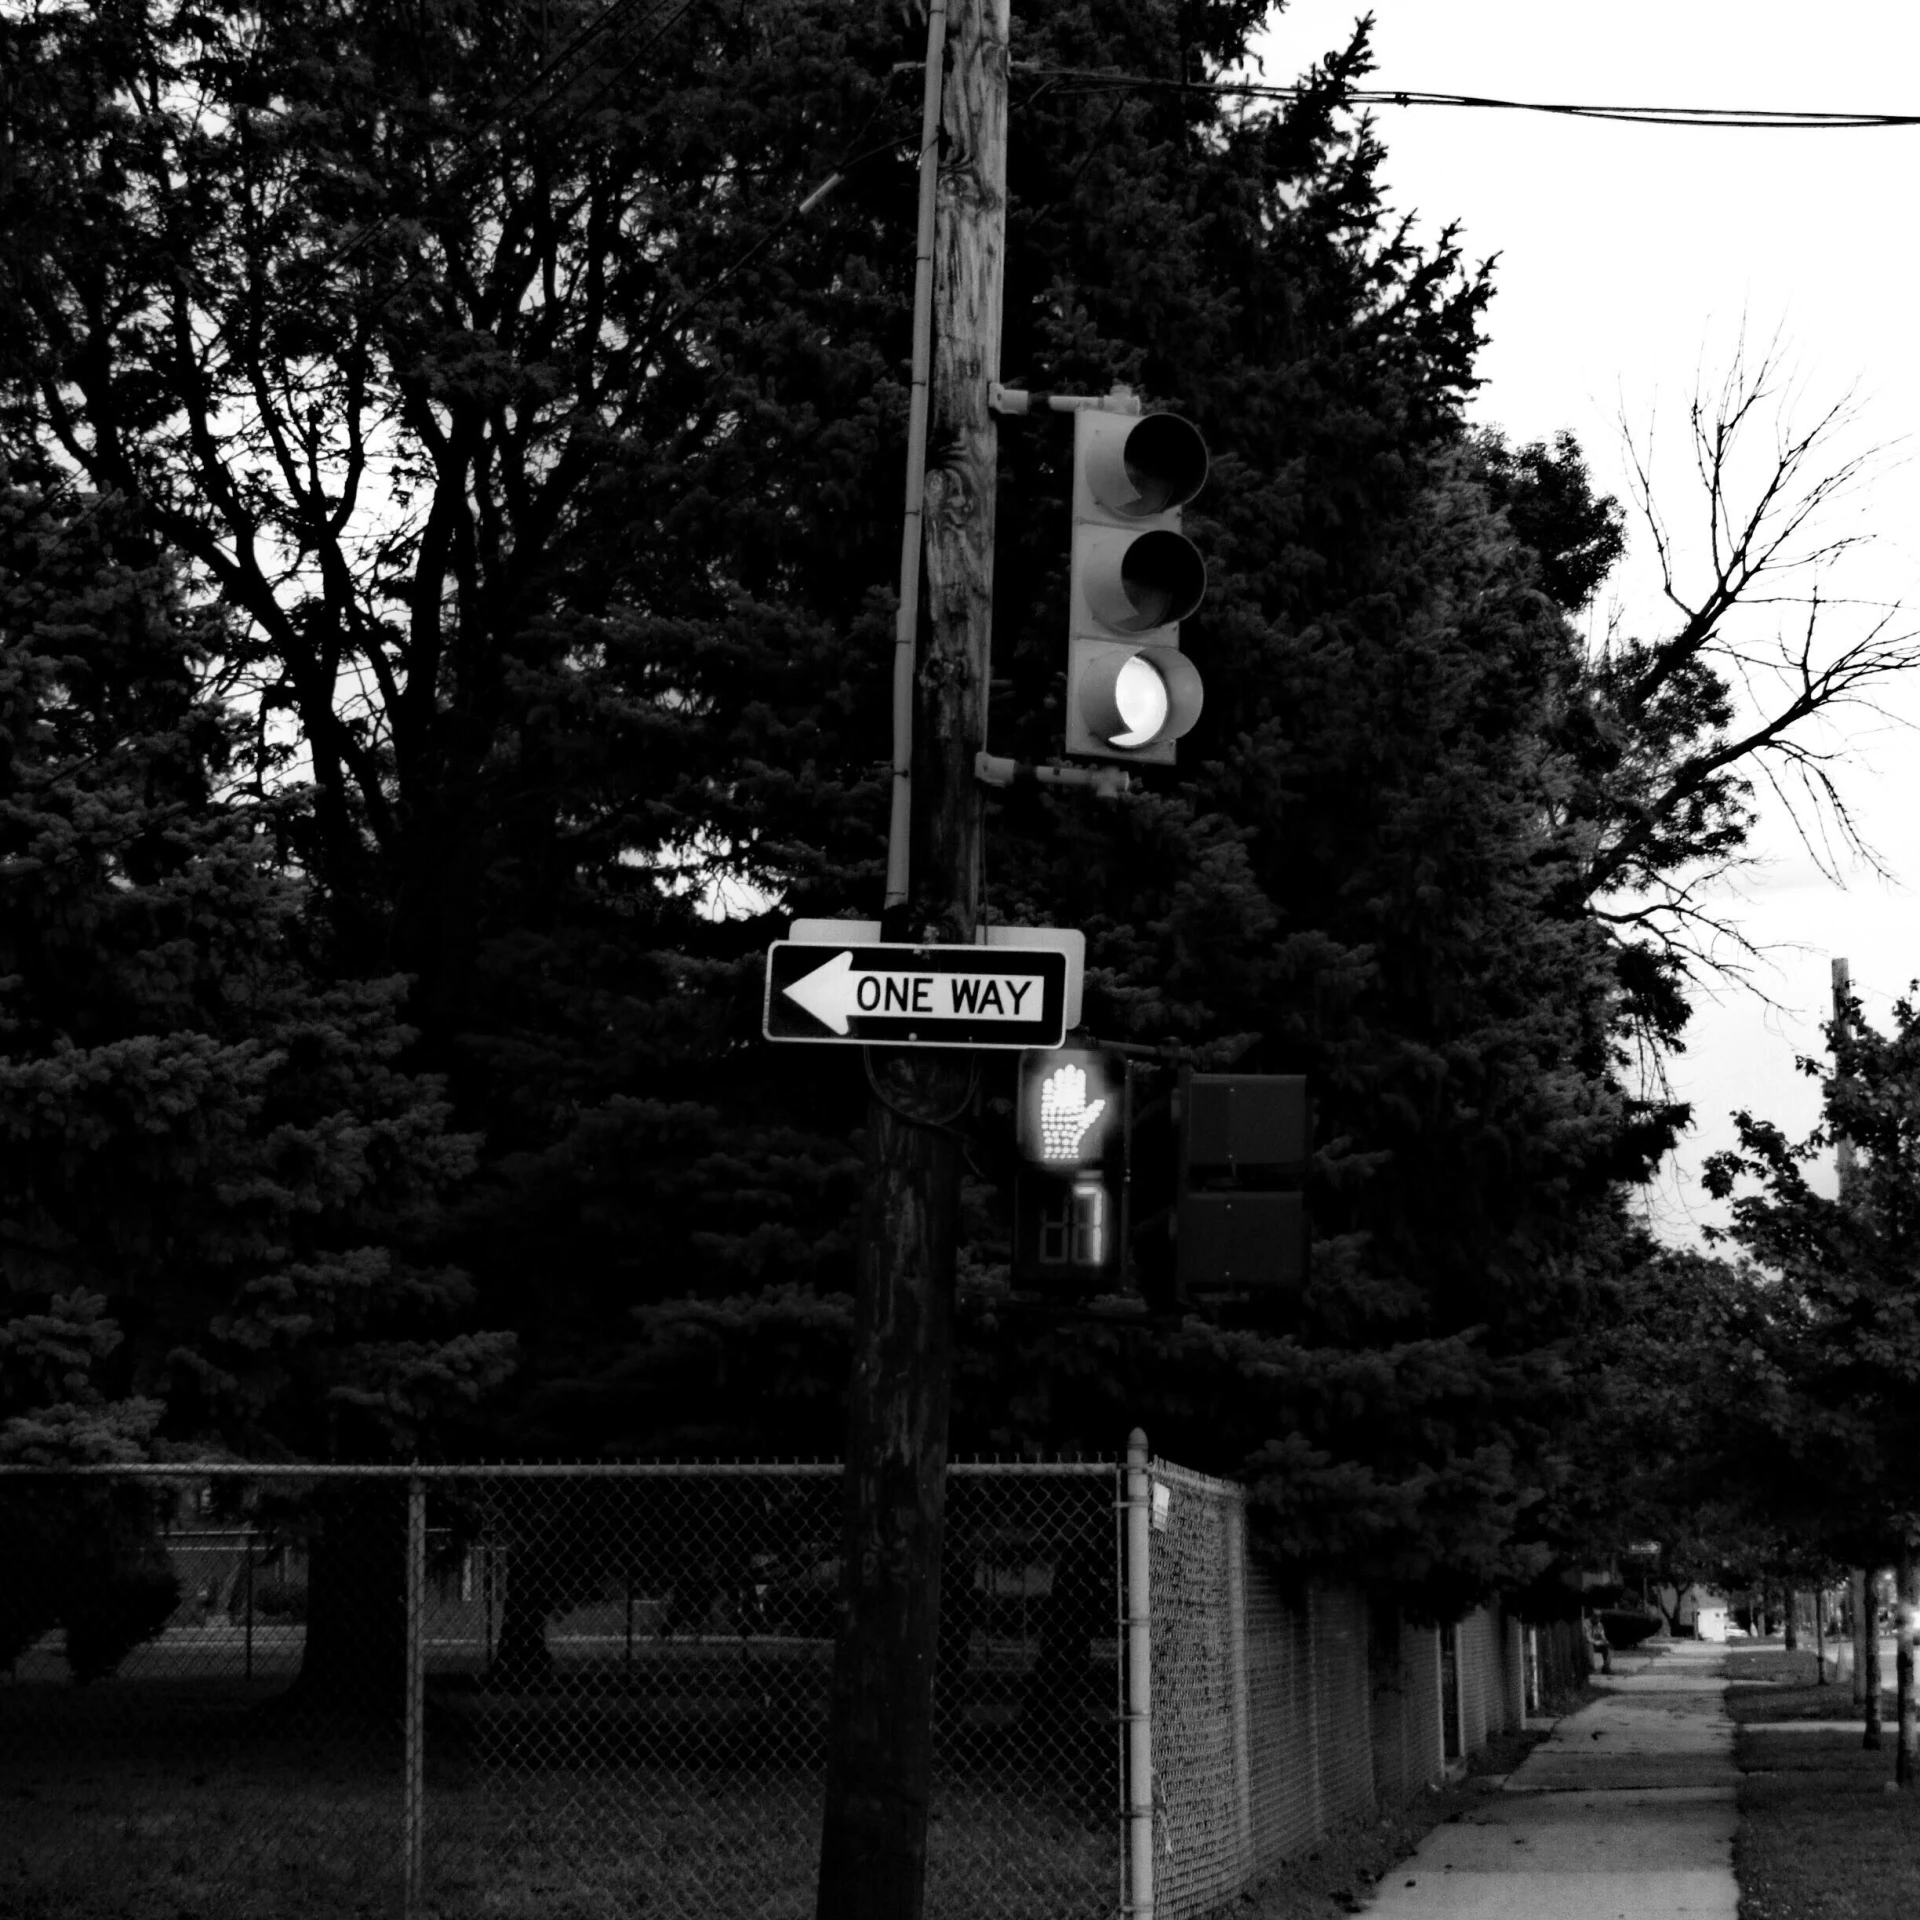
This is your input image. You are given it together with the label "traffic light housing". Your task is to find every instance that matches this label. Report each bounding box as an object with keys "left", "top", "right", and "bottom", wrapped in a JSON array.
[
  {"left": 1013, "top": 1048, "right": 1124, "bottom": 1293},
  {"left": 1065, "top": 410, "right": 1209, "bottom": 765},
  {"left": 1175, "top": 1073, "right": 1310, "bottom": 1303}
]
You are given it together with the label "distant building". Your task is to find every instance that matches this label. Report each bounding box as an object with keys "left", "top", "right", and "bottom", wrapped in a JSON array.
[{"left": 1677, "top": 1586, "right": 1729, "bottom": 1640}]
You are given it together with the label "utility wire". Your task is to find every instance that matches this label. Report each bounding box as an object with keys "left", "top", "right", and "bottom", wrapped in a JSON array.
[{"left": 1017, "top": 66, "right": 1920, "bottom": 130}]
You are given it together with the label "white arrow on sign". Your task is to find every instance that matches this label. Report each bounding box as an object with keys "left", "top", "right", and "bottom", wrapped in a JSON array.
[
  {"left": 781, "top": 949, "right": 1050, "bottom": 1036},
  {"left": 783, "top": 949, "right": 860, "bottom": 1034}
]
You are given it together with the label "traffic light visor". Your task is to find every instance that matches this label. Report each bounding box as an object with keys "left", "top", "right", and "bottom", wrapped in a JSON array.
[
  {"left": 1079, "top": 526, "right": 1207, "bottom": 633},
  {"left": 1076, "top": 642, "right": 1203, "bottom": 751},
  {"left": 1079, "top": 411, "right": 1209, "bottom": 519}
]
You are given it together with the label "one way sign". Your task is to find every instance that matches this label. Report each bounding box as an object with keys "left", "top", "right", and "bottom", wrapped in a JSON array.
[{"left": 763, "top": 942, "right": 1068, "bottom": 1050}]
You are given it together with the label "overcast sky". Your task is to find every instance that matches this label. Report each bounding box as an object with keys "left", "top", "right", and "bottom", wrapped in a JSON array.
[{"left": 1254, "top": 1, "right": 1920, "bottom": 1245}]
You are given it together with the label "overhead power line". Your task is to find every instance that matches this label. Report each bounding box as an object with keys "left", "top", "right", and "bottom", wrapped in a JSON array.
[{"left": 1017, "top": 66, "right": 1920, "bottom": 130}]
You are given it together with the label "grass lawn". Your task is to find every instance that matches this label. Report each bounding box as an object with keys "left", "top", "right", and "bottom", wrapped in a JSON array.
[
  {"left": 1733, "top": 1646, "right": 1920, "bottom": 1920},
  {"left": 1726, "top": 1681, "right": 1891, "bottom": 1725},
  {"left": 0, "top": 1670, "right": 1112, "bottom": 1920},
  {"left": 1725, "top": 1647, "right": 1827, "bottom": 1687},
  {"left": 1, "top": 1751, "right": 1111, "bottom": 1920}
]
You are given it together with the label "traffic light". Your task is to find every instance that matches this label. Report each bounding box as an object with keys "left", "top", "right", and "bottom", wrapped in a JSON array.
[
  {"left": 1175, "top": 1073, "right": 1310, "bottom": 1303},
  {"left": 1013, "top": 1048, "right": 1124, "bottom": 1293},
  {"left": 1065, "top": 409, "right": 1209, "bottom": 765}
]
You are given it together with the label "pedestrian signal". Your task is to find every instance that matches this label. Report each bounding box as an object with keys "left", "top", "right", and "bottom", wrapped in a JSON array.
[
  {"left": 1014, "top": 1048, "right": 1124, "bottom": 1293},
  {"left": 1019, "top": 1050, "right": 1117, "bottom": 1167}
]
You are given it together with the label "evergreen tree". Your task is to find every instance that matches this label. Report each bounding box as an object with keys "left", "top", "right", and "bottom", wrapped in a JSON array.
[
  {"left": 0, "top": 464, "right": 512, "bottom": 1688},
  {"left": 0, "top": 464, "right": 512, "bottom": 1463},
  {"left": 0, "top": 0, "right": 1875, "bottom": 1612}
]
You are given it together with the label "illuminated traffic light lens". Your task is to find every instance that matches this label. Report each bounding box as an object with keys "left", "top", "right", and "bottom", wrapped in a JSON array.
[{"left": 1110, "top": 655, "right": 1170, "bottom": 747}]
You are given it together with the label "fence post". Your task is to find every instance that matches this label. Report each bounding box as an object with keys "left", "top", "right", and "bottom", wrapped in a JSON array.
[
  {"left": 244, "top": 1529, "right": 255, "bottom": 1683},
  {"left": 1124, "top": 1430, "right": 1154, "bottom": 1920},
  {"left": 1222, "top": 1495, "right": 1253, "bottom": 1884},
  {"left": 403, "top": 1476, "right": 426, "bottom": 1920}
]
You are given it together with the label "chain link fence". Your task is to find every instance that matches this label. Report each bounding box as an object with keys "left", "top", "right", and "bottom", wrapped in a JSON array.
[
  {"left": 0, "top": 1459, "right": 1121, "bottom": 1920},
  {"left": 1, "top": 1468, "right": 416, "bottom": 1919},
  {"left": 3, "top": 1446, "right": 1532, "bottom": 1919},
  {"left": 1132, "top": 1443, "right": 1527, "bottom": 1920}
]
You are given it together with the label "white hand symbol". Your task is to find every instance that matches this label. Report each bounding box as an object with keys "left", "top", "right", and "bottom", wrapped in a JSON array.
[{"left": 1039, "top": 1065, "right": 1107, "bottom": 1161}]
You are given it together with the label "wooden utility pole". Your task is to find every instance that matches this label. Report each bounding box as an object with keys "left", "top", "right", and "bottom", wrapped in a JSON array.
[
  {"left": 1852, "top": 1567, "right": 1869, "bottom": 1706},
  {"left": 815, "top": 3, "right": 1009, "bottom": 1916},
  {"left": 1832, "top": 960, "right": 1883, "bottom": 1749},
  {"left": 1834, "top": 956, "right": 1858, "bottom": 1192},
  {"left": 1897, "top": 1547, "right": 1917, "bottom": 1785},
  {"left": 1865, "top": 1567, "right": 1885, "bottom": 1748}
]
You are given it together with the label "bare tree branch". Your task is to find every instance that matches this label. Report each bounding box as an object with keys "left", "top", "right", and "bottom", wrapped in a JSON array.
[{"left": 1584, "top": 324, "right": 1917, "bottom": 990}]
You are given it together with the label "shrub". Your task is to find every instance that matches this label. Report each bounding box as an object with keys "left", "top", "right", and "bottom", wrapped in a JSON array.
[
  {"left": 62, "top": 1558, "right": 181, "bottom": 1683},
  {"left": 252, "top": 1580, "right": 308, "bottom": 1622},
  {"left": 1599, "top": 1607, "right": 1661, "bottom": 1650}
]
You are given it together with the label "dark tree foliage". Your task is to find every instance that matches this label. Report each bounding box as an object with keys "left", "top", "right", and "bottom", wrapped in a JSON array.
[
  {"left": 0, "top": 1477, "right": 180, "bottom": 1682},
  {"left": 1513, "top": 1239, "right": 1825, "bottom": 1626},
  {"left": 0, "top": 0, "right": 1784, "bottom": 1604},
  {"left": 1701, "top": 990, "right": 1920, "bottom": 1565},
  {"left": 0, "top": 464, "right": 511, "bottom": 1463},
  {"left": 0, "top": 0, "right": 889, "bottom": 1383},
  {"left": 1476, "top": 429, "right": 1626, "bottom": 616}
]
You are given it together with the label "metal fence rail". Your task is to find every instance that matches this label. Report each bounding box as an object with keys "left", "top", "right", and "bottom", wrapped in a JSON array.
[{"left": 2, "top": 1448, "right": 1536, "bottom": 1919}]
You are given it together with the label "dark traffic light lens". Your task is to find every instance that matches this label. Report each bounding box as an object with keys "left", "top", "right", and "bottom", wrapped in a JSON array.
[
  {"left": 1119, "top": 414, "right": 1209, "bottom": 514},
  {"left": 1119, "top": 529, "right": 1206, "bottom": 628}
]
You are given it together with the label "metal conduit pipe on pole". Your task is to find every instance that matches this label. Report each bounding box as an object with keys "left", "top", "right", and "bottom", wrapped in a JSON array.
[
  {"left": 882, "top": 0, "right": 949, "bottom": 919},
  {"left": 1125, "top": 1428, "right": 1155, "bottom": 1920}
]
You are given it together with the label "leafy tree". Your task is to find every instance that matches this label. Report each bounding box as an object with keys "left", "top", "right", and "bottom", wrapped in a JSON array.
[
  {"left": 0, "top": 0, "right": 891, "bottom": 1424},
  {"left": 1705, "top": 987, "right": 1920, "bottom": 1769},
  {"left": 1702, "top": 994, "right": 1920, "bottom": 1554},
  {"left": 0, "top": 461, "right": 511, "bottom": 1688},
  {"left": 3, "top": 0, "right": 1904, "bottom": 1634},
  {"left": 1522, "top": 1240, "right": 1859, "bottom": 1643}
]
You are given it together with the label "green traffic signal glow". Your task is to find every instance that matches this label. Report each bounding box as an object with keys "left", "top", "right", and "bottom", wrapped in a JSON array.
[{"left": 1111, "top": 655, "right": 1171, "bottom": 747}]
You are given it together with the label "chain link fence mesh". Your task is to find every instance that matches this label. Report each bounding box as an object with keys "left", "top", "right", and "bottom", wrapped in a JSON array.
[
  {"left": 1530, "top": 1615, "right": 1592, "bottom": 1708},
  {"left": 0, "top": 1462, "right": 1122, "bottom": 1920},
  {"left": 0, "top": 1469, "right": 414, "bottom": 1919},
  {"left": 1140, "top": 1453, "right": 1522, "bottom": 1920},
  {"left": 3, "top": 1451, "right": 1535, "bottom": 1919},
  {"left": 1140, "top": 1459, "right": 1242, "bottom": 1917},
  {"left": 1368, "top": 1603, "right": 1444, "bottom": 1811}
]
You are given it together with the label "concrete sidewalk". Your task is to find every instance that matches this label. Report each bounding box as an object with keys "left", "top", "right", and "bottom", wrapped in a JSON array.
[{"left": 1359, "top": 1639, "right": 1737, "bottom": 1919}]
